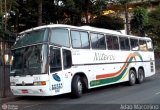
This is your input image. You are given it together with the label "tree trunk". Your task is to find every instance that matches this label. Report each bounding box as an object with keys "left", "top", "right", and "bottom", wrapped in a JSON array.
[
  {"left": 125, "top": 3, "right": 129, "bottom": 35},
  {"left": 38, "top": 0, "right": 42, "bottom": 26},
  {"left": 85, "top": 0, "right": 90, "bottom": 24},
  {"left": 85, "top": 10, "right": 89, "bottom": 24}
]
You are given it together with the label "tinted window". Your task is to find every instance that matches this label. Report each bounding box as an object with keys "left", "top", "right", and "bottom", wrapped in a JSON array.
[
  {"left": 50, "top": 29, "right": 70, "bottom": 47},
  {"left": 130, "top": 38, "right": 139, "bottom": 51},
  {"left": 71, "top": 30, "right": 89, "bottom": 49},
  {"left": 91, "top": 33, "right": 106, "bottom": 49},
  {"left": 139, "top": 40, "right": 147, "bottom": 51},
  {"left": 14, "top": 29, "right": 48, "bottom": 48},
  {"left": 119, "top": 37, "right": 130, "bottom": 50},
  {"left": 106, "top": 35, "right": 119, "bottom": 50},
  {"left": 50, "top": 48, "right": 62, "bottom": 72},
  {"left": 146, "top": 40, "right": 153, "bottom": 51},
  {"left": 63, "top": 49, "right": 72, "bottom": 69},
  {"left": 71, "top": 31, "right": 81, "bottom": 48}
]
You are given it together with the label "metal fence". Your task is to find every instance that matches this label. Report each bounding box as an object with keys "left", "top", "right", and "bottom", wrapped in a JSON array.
[{"left": 0, "top": 65, "right": 12, "bottom": 98}]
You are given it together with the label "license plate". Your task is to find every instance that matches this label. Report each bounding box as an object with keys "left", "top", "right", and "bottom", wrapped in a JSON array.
[{"left": 22, "top": 90, "right": 28, "bottom": 93}]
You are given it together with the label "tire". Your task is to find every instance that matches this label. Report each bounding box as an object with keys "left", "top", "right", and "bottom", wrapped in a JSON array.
[
  {"left": 71, "top": 75, "right": 83, "bottom": 98},
  {"left": 137, "top": 68, "right": 144, "bottom": 84},
  {"left": 128, "top": 69, "right": 136, "bottom": 86}
]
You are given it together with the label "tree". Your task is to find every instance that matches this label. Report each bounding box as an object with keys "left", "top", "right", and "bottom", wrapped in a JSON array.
[
  {"left": 62, "top": 0, "right": 81, "bottom": 25},
  {"left": 145, "top": 6, "right": 160, "bottom": 52},
  {"left": 130, "top": 6, "right": 148, "bottom": 36},
  {"left": 117, "top": 0, "right": 132, "bottom": 35},
  {"left": 37, "top": 0, "right": 43, "bottom": 26},
  {"left": 90, "top": 15, "right": 124, "bottom": 30},
  {"left": 91, "top": 0, "right": 108, "bottom": 17}
]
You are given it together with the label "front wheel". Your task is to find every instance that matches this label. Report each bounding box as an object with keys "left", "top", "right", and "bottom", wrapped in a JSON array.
[
  {"left": 128, "top": 70, "right": 136, "bottom": 86},
  {"left": 71, "top": 75, "right": 83, "bottom": 98},
  {"left": 137, "top": 68, "right": 145, "bottom": 84}
]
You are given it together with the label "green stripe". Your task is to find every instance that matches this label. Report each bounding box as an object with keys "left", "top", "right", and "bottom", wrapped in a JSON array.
[
  {"left": 90, "top": 53, "right": 143, "bottom": 87},
  {"left": 134, "top": 52, "right": 143, "bottom": 61}
]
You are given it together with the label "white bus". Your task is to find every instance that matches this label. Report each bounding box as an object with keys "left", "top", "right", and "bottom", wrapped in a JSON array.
[{"left": 10, "top": 24, "right": 155, "bottom": 98}]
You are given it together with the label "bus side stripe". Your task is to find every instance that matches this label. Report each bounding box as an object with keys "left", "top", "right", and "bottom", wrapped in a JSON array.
[
  {"left": 96, "top": 53, "right": 137, "bottom": 79},
  {"left": 90, "top": 52, "right": 143, "bottom": 87}
]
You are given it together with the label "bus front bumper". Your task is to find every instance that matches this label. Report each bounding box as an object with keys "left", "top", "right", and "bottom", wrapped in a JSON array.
[{"left": 10, "top": 86, "right": 52, "bottom": 96}]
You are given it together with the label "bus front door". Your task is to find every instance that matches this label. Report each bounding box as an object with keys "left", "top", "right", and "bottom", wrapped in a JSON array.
[{"left": 49, "top": 47, "right": 63, "bottom": 95}]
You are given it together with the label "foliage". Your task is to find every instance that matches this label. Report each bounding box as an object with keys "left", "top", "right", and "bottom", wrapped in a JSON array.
[
  {"left": 90, "top": 15, "right": 124, "bottom": 30},
  {"left": 117, "top": 0, "right": 132, "bottom": 4},
  {"left": 0, "top": 0, "right": 17, "bottom": 45},
  {"left": 91, "top": 0, "right": 108, "bottom": 15},
  {"left": 145, "top": 6, "right": 160, "bottom": 52},
  {"left": 130, "top": 6, "right": 148, "bottom": 36}
]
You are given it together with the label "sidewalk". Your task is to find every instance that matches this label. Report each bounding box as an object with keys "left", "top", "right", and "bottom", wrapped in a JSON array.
[
  {"left": 0, "top": 96, "right": 18, "bottom": 103},
  {"left": 0, "top": 90, "right": 19, "bottom": 103}
]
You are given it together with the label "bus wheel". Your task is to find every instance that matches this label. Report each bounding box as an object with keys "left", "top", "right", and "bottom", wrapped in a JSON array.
[
  {"left": 128, "top": 69, "right": 136, "bottom": 86},
  {"left": 137, "top": 68, "right": 144, "bottom": 84},
  {"left": 71, "top": 75, "right": 83, "bottom": 98}
]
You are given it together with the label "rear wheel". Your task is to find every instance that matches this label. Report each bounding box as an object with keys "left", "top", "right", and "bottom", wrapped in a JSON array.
[
  {"left": 128, "top": 69, "right": 136, "bottom": 86},
  {"left": 137, "top": 68, "right": 145, "bottom": 84},
  {"left": 71, "top": 75, "right": 83, "bottom": 98}
]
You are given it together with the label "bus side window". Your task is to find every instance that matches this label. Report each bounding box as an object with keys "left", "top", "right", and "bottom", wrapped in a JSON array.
[
  {"left": 91, "top": 33, "right": 106, "bottom": 49},
  {"left": 71, "top": 30, "right": 89, "bottom": 49},
  {"left": 146, "top": 40, "right": 153, "bottom": 51},
  {"left": 63, "top": 49, "right": 72, "bottom": 69},
  {"left": 50, "top": 29, "right": 70, "bottom": 47},
  {"left": 119, "top": 37, "right": 130, "bottom": 50},
  {"left": 139, "top": 40, "right": 147, "bottom": 51},
  {"left": 130, "top": 38, "right": 139, "bottom": 51},
  {"left": 50, "top": 48, "right": 62, "bottom": 72},
  {"left": 106, "top": 35, "right": 119, "bottom": 50}
]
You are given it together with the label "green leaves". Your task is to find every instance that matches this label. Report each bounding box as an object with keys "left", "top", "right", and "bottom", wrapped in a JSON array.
[
  {"left": 90, "top": 15, "right": 124, "bottom": 30},
  {"left": 145, "top": 6, "right": 160, "bottom": 52},
  {"left": 130, "top": 7, "right": 148, "bottom": 36}
]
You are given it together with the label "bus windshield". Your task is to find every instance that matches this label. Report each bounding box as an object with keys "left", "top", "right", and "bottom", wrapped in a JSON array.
[
  {"left": 13, "top": 29, "right": 48, "bottom": 48},
  {"left": 10, "top": 44, "right": 48, "bottom": 76}
]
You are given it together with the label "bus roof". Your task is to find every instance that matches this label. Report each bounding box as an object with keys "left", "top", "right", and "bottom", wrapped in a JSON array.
[{"left": 19, "top": 24, "right": 152, "bottom": 40}]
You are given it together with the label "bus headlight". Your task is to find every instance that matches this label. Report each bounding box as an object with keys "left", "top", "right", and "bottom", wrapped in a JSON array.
[
  {"left": 34, "top": 81, "right": 46, "bottom": 86},
  {"left": 10, "top": 82, "right": 16, "bottom": 86}
]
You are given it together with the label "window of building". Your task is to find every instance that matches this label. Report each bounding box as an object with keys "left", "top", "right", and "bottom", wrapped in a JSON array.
[
  {"left": 71, "top": 30, "right": 89, "bottom": 49},
  {"left": 119, "top": 37, "right": 130, "bottom": 50},
  {"left": 50, "top": 29, "right": 70, "bottom": 47},
  {"left": 130, "top": 38, "right": 139, "bottom": 51},
  {"left": 106, "top": 35, "right": 119, "bottom": 50},
  {"left": 91, "top": 33, "right": 106, "bottom": 49}
]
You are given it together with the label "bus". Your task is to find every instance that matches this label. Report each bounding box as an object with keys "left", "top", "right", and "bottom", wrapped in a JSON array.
[{"left": 10, "top": 24, "right": 155, "bottom": 98}]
